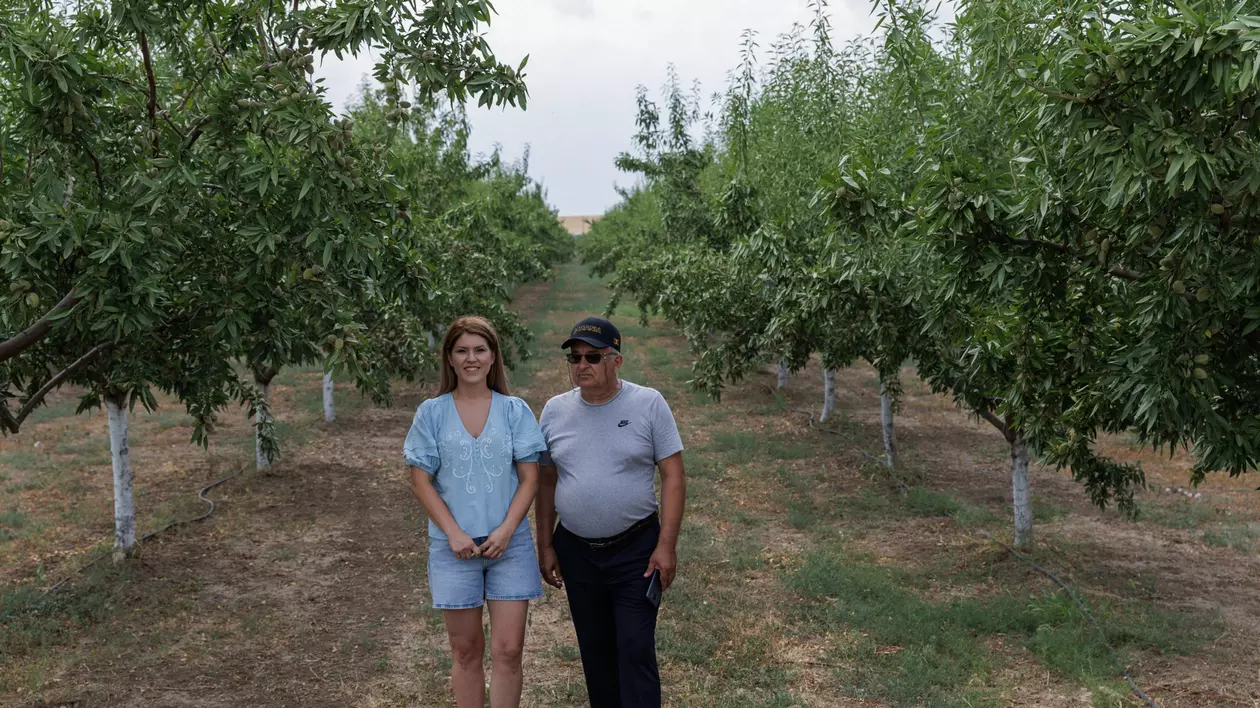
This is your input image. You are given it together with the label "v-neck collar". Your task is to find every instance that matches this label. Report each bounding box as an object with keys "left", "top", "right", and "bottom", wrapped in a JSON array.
[{"left": 450, "top": 391, "right": 496, "bottom": 440}]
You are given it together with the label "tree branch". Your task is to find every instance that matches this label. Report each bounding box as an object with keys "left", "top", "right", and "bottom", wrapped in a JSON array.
[
  {"left": 184, "top": 116, "right": 213, "bottom": 150},
  {"left": 0, "top": 344, "right": 110, "bottom": 434},
  {"left": 978, "top": 408, "right": 1015, "bottom": 443},
  {"left": 1004, "top": 234, "right": 1070, "bottom": 252},
  {"left": 1016, "top": 74, "right": 1094, "bottom": 104},
  {"left": 76, "top": 137, "right": 105, "bottom": 195},
  {"left": 1107, "top": 266, "right": 1141, "bottom": 281},
  {"left": 139, "top": 30, "right": 160, "bottom": 155},
  {"left": 161, "top": 115, "right": 187, "bottom": 140},
  {"left": 0, "top": 290, "right": 85, "bottom": 365},
  {"left": 177, "top": 59, "right": 218, "bottom": 114},
  {"left": 980, "top": 230, "right": 1144, "bottom": 283}
]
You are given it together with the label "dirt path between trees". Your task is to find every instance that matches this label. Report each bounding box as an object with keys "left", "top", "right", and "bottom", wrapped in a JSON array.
[{"left": 4, "top": 264, "right": 1260, "bottom": 707}]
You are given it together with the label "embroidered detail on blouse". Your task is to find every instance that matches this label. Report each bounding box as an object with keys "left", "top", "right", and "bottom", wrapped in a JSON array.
[{"left": 442, "top": 426, "right": 508, "bottom": 494}]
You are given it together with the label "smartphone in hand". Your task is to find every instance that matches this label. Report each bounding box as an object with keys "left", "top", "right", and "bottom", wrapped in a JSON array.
[{"left": 646, "top": 569, "right": 663, "bottom": 608}]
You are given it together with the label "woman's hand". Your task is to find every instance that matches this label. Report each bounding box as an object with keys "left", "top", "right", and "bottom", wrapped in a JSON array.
[
  {"left": 477, "top": 526, "right": 514, "bottom": 560},
  {"left": 448, "top": 530, "right": 479, "bottom": 560}
]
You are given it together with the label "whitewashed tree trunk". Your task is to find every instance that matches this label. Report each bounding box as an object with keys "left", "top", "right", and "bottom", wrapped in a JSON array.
[
  {"left": 820, "top": 369, "right": 836, "bottom": 423},
  {"left": 322, "top": 373, "right": 336, "bottom": 422},
  {"left": 879, "top": 383, "right": 897, "bottom": 468},
  {"left": 777, "top": 361, "right": 788, "bottom": 389},
  {"left": 256, "top": 382, "right": 271, "bottom": 471},
  {"left": 1011, "top": 432, "right": 1032, "bottom": 549},
  {"left": 105, "top": 394, "right": 136, "bottom": 556}
]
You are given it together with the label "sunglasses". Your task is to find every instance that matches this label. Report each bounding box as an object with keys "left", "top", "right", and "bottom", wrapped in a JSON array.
[{"left": 566, "top": 352, "right": 613, "bottom": 365}]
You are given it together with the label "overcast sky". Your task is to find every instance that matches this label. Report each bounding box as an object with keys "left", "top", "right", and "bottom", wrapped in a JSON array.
[{"left": 316, "top": 0, "right": 883, "bottom": 216}]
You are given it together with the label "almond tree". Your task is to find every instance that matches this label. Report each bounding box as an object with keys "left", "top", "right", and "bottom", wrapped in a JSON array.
[
  {"left": 0, "top": 0, "right": 528, "bottom": 551},
  {"left": 939, "top": 0, "right": 1260, "bottom": 504}
]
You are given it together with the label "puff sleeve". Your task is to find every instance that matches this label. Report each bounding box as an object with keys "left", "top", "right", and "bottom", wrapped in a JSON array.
[
  {"left": 506, "top": 396, "right": 547, "bottom": 463},
  {"left": 403, "top": 398, "right": 441, "bottom": 474}
]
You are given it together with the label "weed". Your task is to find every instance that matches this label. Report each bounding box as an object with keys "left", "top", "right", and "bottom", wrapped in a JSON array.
[
  {"left": 0, "top": 562, "right": 132, "bottom": 661},
  {"left": 754, "top": 389, "right": 789, "bottom": 415},
  {"left": 786, "top": 548, "right": 1216, "bottom": 706},
  {"left": 1201, "top": 525, "right": 1260, "bottom": 552},
  {"left": 552, "top": 643, "right": 581, "bottom": 661},
  {"left": 709, "top": 430, "right": 759, "bottom": 460},
  {"left": 765, "top": 439, "right": 813, "bottom": 461},
  {"left": 1138, "top": 498, "right": 1259, "bottom": 552},
  {"left": 0, "top": 510, "right": 27, "bottom": 541},
  {"left": 902, "top": 487, "right": 997, "bottom": 525},
  {"left": 1034, "top": 497, "right": 1072, "bottom": 522}
]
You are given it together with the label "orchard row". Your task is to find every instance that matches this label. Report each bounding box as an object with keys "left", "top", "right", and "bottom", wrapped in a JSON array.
[
  {"left": 0, "top": 1, "right": 569, "bottom": 551},
  {"left": 581, "top": 0, "right": 1260, "bottom": 547}
]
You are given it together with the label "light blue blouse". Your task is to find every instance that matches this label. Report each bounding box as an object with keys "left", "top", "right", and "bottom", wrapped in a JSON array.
[{"left": 404, "top": 391, "right": 547, "bottom": 540}]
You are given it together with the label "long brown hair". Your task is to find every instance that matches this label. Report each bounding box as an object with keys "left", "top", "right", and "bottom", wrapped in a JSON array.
[{"left": 437, "top": 316, "right": 510, "bottom": 396}]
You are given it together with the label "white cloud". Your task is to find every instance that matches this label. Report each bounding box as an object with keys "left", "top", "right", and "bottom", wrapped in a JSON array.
[{"left": 317, "top": 0, "right": 887, "bottom": 215}]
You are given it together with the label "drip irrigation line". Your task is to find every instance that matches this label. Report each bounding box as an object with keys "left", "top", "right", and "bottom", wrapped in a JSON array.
[
  {"left": 2, "top": 467, "right": 244, "bottom": 617},
  {"left": 979, "top": 530, "right": 1160, "bottom": 708}
]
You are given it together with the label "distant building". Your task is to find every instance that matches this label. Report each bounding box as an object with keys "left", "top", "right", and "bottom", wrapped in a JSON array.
[{"left": 559, "top": 215, "right": 603, "bottom": 235}]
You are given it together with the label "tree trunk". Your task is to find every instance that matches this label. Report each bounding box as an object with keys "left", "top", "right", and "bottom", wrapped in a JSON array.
[
  {"left": 256, "top": 382, "right": 271, "bottom": 471},
  {"left": 820, "top": 369, "right": 836, "bottom": 423},
  {"left": 426, "top": 331, "right": 436, "bottom": 350},
  {"left": 880, "top": 383, "right": 897, "bottom": 468},
  {"left": 105, "top": 393, "right": 136, "bottom": 557},
  {"left": 322, "top": 372, "right": 336, "bottom": 422},
  {"left": 1011, "top": 432, "right": 1032, "bottom": 549},
  {"left": 777, "top": 361, "right": 788, "bottom": 389}
]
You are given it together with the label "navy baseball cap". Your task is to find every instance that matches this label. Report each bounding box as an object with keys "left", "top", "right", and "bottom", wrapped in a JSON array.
[{"left": 562, "top": 316, "right": 621, "bottom": 351}]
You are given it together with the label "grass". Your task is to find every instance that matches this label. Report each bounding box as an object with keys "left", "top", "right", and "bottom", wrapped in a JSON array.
[
  {"left": 0, "top": 562, "right": 133, "bottom": 685},
  {"left": 902, "top": 487, "right": 999, "bottom": 525},
  {"left": 786, "top": 546, "right": 1215, "bottom": 707},
  {"left": 1139, "top": 497, "right": 1260, "bottom": 552},
  {"left": 0, "top": 510, "right": 27, "bottom": 541},
  {"left": 709, "top": 430, "right": 759, "bottom": 459},
  {"left": 1034, "top": 496, "right": 1073, "bottom": 522},
  {"left": 766, "top": 439, "right": 813, "bottom": 461}
]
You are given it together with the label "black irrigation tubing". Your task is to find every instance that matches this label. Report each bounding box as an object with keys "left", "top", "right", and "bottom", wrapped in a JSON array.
[
  {"left": 979, "top": 530, "right": 1161, "bottom": 708},
  {"left": 2, "top": 467, "right": 245, "bottom": 619}
]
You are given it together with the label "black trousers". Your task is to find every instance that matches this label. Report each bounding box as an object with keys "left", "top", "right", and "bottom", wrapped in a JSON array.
[{"left": 553, "top": 518, "right": 661, "bottom": 708}]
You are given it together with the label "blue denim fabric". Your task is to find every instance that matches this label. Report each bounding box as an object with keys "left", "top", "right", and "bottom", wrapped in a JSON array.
[{"left": 427, "top": 526, "right": 543, "bottom": 609}]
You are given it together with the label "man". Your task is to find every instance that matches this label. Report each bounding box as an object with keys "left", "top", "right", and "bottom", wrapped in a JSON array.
[{"left": 536, "top": 316, "right": 686, "bottom": 708}]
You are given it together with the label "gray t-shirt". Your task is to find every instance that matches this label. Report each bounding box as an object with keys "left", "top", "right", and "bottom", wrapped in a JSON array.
[{"left": 539, "top": 380, "right": 684, "bottom": 538}]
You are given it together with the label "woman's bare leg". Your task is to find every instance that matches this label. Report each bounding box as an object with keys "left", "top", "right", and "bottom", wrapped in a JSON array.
[
  {"left": 444, "top": 607, "right": 486, "bottom": 708},
  {"left": 487, "top": 600, "right": 529, "bottom": 708}
]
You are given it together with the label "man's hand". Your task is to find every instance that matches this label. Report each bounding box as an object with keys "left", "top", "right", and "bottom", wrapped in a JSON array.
[
  {"left": 477, "top": 526, "right": 513, "bottom": 560},
  {"left": 644, "top": 543, "right": 677, "bottom": 590},
  {"left": 539, "top": 544, "right": 563, "bottom": 588},
  {"left": 448, "top": 530, "right": 479, "bottom": 560}
]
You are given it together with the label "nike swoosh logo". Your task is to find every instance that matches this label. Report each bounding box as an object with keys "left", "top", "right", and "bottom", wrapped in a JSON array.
[{"left": 618, "top": 420, "right": 630, "bottom": 428}]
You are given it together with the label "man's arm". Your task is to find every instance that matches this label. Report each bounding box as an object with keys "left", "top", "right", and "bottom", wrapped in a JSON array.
[
  {"left": 645, "top": 451, "right": 685, "bottom": 590},
  {"left": 535, "top": 462, "right": 563, "bottom": 588}
]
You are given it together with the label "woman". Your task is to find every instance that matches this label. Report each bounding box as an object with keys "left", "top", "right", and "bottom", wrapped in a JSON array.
[{"left": 405, "top": 316, "right": 546, "bottom": 708}]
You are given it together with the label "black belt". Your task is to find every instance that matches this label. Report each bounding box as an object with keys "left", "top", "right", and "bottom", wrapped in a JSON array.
[{"left": 562, "top": 512, "right": 658, "bottom": 549}]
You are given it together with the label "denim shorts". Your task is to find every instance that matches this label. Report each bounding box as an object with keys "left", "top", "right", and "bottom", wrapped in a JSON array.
[{"left": 427, "top": 527, "right": 544, "bottom": 609}]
